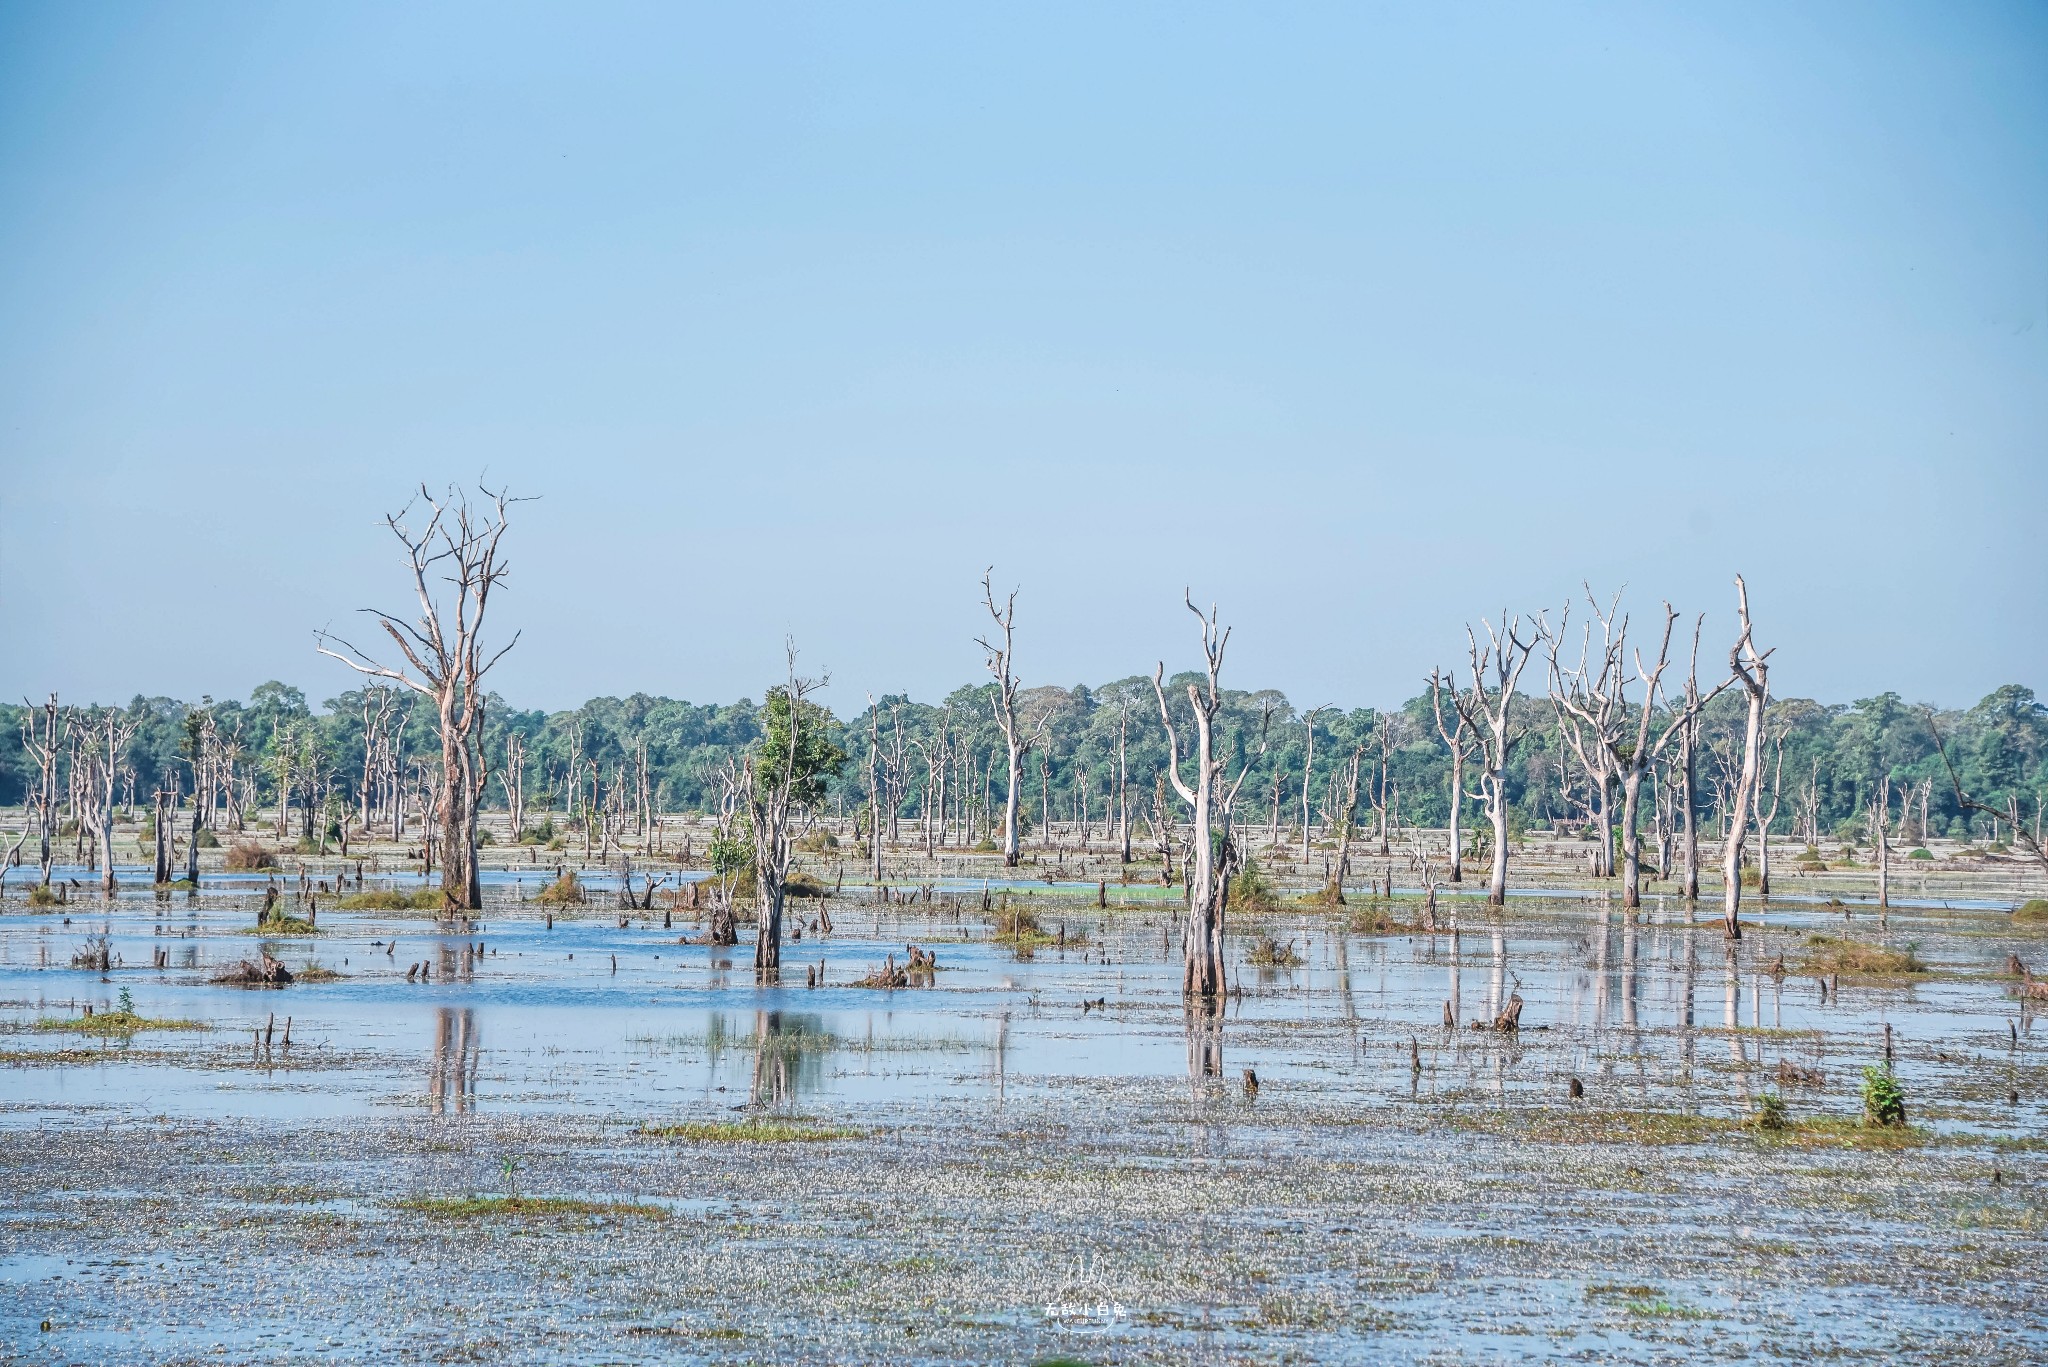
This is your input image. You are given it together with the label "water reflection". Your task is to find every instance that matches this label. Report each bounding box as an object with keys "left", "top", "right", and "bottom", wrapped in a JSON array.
[
  {"left": 704, "top": 1011, "right": 832, "bottom": 1110},
  {"left": 1185, "top": 999, "right": 1223, "bottom": 1085},
  {"left": 429, "top": 1008, "right": 479, "bottom": 1114}
]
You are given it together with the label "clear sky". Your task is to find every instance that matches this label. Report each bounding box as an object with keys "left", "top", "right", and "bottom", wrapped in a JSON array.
[{"left": 1, "top": 2, "right": 2043, "bottom": 714}]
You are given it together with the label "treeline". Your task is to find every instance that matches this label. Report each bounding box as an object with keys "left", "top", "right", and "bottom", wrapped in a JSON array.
[{"left": 1, "top": 677, "right": 2041, "bottom": 846}]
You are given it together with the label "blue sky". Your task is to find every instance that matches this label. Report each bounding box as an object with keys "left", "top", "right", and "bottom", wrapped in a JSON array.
[{"left": 1, "top": 2, "right": 2042, "bottom": 712}]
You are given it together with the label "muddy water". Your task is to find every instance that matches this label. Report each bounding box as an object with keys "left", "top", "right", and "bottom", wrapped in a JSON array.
[{"left": 1, "top": 872, "right": 2044, "bottom": 1363}]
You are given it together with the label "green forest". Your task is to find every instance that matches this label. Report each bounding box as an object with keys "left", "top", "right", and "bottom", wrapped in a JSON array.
[{"left": 3, "top": 676, "right": 2041, "bottom": 846}]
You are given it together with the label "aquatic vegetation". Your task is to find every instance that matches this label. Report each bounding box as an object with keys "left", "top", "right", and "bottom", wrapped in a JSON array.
[
  {"left": 1862, "top": 1064, "right": 1909, "bottom": 1127},
  {"left": 224, "top": 841, "right": 281, "bottom": 871},
  {"left": 640, "top": 1118, "right": 862, "bottom": 1143},
  {"left": 26, "top": 884, "right": 60, "bottom": 907},
  {"left": 1801, "top": 935, "right": 1925, "bottom": 977},
  {"left": 394, "top": 1195, "right": 669, "bottom": 1220},
  {"left": 248, "top": 912, "right": 318, "bottom": 935},
  {"left": 1229, "top": 859, "right": 1279, "bottom": 911},
  {"left": 34, "top": 1009, "right": 205, "bottom": 1037},
  {"left": 2014, "top": 899, "right": 2048, "bottom": 925},
  {"left": 534, "top": 871, "right": 584, "bottom": 905},
  {"left": 1244, "top": 933, "right": 1303, "bottom": 967},
  {"left": 1748, "top": 1091, "right": 1790, "bottom": 1131},
  {"left": 337, "top": 888, "right": 443, "bottom": 911}
]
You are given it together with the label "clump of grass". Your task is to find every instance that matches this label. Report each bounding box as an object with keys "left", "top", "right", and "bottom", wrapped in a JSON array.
[
  {"left": 224, "top": 841, "right": 280, "bottom": 871},
  {"left": 1907, "top": 847, "right": 1934, "bottom": 861},
  {"left": 337, "top": 888, "right": 443, "bottom": 911},
  {"left": 395, "top": 1195, "right": 669, "bottom": 1220},
  {"left": 1229, "top": 859, "right": 1279, "bottom": 911},
  {"left": 1244, "top": 933, "right": 1304, "bottom": 967},
  {"left": 1801, "top": 934, "right": 1925, "bottom": 977},
  {"left": 1297, "top": 880, "right": 1348, "bottom": 908},
  {"left": 795, "top": 829, "right": 839, "bottom": 853},
  {"left": 1747, "top": 1090, "right": 1790, "bottom": 1131},
  {"left": 2014, "top": 899, "right": 2048, "bottom": 925},
  {"left": 1862, "top": 1063, "right": 1908, "bottom": 1128},
  {"left": 249, "top": 913, "right": 319, "bottom": 936},
  {"left": 26, "top": 884, "right": 61, "bottom": 908},
  {"left": 1346, "top": 906, "right": 1411, "bottom": 934},
  {"left": 296, "top": 962, "right": 347, "bottom": 982},
  {"left": 535, "top": 872, "right": 584, "bottom": 906},
  {"left": 991, "top": 903, "right": 1045, "bottom": 943},
  {"left": 784, "top": 872, "right": 829, "bottom": 899},
  {"left": 640, "top": 1118, "right": 861, "bottom": 1143},
  {"left": 36, "top": 1010, "right": 205, "bottom": 1037}
]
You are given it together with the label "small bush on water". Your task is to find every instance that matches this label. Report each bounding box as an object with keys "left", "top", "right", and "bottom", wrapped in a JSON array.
[
  {"left": 1229, "top": 859, "right": 1279, "bottom": 911},
  {"left": 1908, "top": 847, "right": 1933, "bottom": 861},
  {"left": 195, "top": 828, "right": 219, "bottom": 849},
  {"left": 535, "top": 872, "right": 584, "bottom": 906},
  {"left": 2013, "top": 899, "right": 2048, "bottom": 925},
  {"left": 1862, "top": 1064, "right": 1907, "bottom": 1127},
  {"left": 1245, "top": 933, "right": 1303, "bottom": 967},
  {"left": 225, "top": 841, "right": 280, "bottom": 871},
  {"left": 1749, "top": 1091, "right": 1790, "bottom": 1131},
  {"left": 27, "top": 884, "right": 60, "bottom": 907}
]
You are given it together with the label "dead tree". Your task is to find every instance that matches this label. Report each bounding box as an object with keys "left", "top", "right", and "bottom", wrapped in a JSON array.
[
  {"left": 1451, "top": 613, "right": 1537, "bottom": 906},
  {"left": 1549, "top": 592, "right": 1724, "bottom": 909},
  {"left": 81, "top": 708, "right": 139, "bottom": 895},
  {"left": 1719, "top": 576, "right": 1773, "bottom": 939},
  {"left": 977, "top": 570, "right": 1047, "bottom": 868},
  {"left": 1544, "top": 591, "right": 1626, "bottom": 880},
  {"left": 1928, "top": 709, "right": 2048, "bottom": 880},
  {"left": 1870, "top": 776, "right": 1893, "bottom": 910},
  {"left": 1298, "top": 705, "right": 1329, "bottom": 868},
  {"left": 20, "top": 695, "right": 60, "bottom": 889},
  {"left": 1429, "top": 670, "right": 1474, "bottom": 883},
  {"left": 317, "top": 484, "right": 521, "bottom": 912},
  {"left": 1755, "top": 730, "right": 1785, "bottom": 896},
  {"left": 503, "top": 730, "right": 527, "bottom": 840},
  {"left": 1152, "top": 594, "right": 1266, "bottom": 999}
]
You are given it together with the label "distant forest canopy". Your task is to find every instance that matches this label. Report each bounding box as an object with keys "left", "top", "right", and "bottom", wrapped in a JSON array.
[{"left": 1, "top": 677, "right": 2042, "bottom": 844}]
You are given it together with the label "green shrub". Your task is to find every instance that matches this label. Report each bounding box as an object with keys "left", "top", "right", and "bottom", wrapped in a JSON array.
[
  {"left": 1229, "top": 859, "right": 1278, "bottom": 910},
  {"left": 1750, "top": 1090, "right": 1790, "bottom": 1131},
  {"left": 476, "top": 828, "right": 496, "bottom": 847},
  {"left": 27, "top": 884, "right": 60, "bottom": 907},
  {"left": 1861, "top": 1064, "right": 1907, "bottom": 1128},
  {"left": 195, "top": 828, "right": 219, "bottom": 849},
  {"left": 535, "top": 872, "right": 584, "bottom": 906},
  {"left": 1907, "top": 847, "right": 1933, "bottom": 861},
  {"left": 2013, "top": 899, "right": 2048, "bottom": 925}
]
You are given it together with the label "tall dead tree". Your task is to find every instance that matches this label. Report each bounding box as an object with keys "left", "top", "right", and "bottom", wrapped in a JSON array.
[
  {"left": 1548, "top": 591, "right": 1725, "bottom": 909},
  {"left": 318, "top": 485, "right": 520, "bottom": 913},
  {"left": 1298, "top": 705, "right": 1329, "bottom": 868},
  {"left": 21, "top": 695, "right": 60, "bottom": 889},
  {"left": 1451, "top": 613, "right": 1537, "bottom": 906},
  {"left": 82, "top": 708, "right": 139, "bottom": 895},
  {"left": 1429, "top": 670, "right": 1474, "bottom": 883},
  {"left": 1152, "top": 594, "right": 1267, "bottom": 1000},
  {"left": 1719, "top": 576, "right": 1772, "bottom": 939},
  {"left": 977, "top": 571, "right": 1046, "bottom": 869}
]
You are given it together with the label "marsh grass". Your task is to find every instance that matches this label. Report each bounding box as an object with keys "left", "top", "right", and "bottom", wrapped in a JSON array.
[
  {"left": 639, "top": 1118, "right": 862, "bottom": 1143},
  {"left": 395, "top": 1195, "right": 669, "bottom": 1220},
  {"left": 1244, "top": 933, "right": 1304, "bottom": 967},
  {"left": 2014, "top": 899, "right": 2048, "bottom": 925},
  {"left": 35, "top": 1010, "right": 206, "bottom": 1037},
  {"left": 247, "top": 914, "right": 319, "bottom": 936},
  {"left": 1800, "top": 935, "right": 1925, "bottom": 978},
  {"left": 337, "top": 888, "right": 442, "bottom": 911},
  {"left": 224, "top": 841, "right": 280, "bottom": 871}
]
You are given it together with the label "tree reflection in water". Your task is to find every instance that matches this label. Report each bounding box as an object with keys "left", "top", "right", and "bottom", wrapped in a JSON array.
[{"left": 429, "top": 1007, "right": 479, "bottom": 1114}]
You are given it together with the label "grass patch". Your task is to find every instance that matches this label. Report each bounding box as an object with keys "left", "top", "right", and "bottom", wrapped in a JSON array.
[
  {"left": 394, "top": 1195, "right": 668, "bottom": 1221},
  {"left": 25, "top": 884, "right": 60, "bottom": 907},
  {"left": 296, "top": 962, "right": 347, "bottom": 982},
  {"left": 246, "top": 914, "right": 319, "bottom": 936},
  {"left": 1244, "top": 933, "right": 1304, "bottom": 967},
  {"left": 35, "top": 1010, "right": 206, "bottom": 1037},
  {"left": 1800, "top": 934, "right": 1925, "bottom": 978},
  {"left": 640, "top": 1118, "right": 862, "bottom": 1143},
  {"left": 1448, "top": 1107, "right": 1741, "bottom": 1146},
  {"left": 224, "top": 841, "right": 280, "bottom": 871},
  {"left": 337, "top": 888, "right": 443, "bottom": 911},
  {"left": 2014, "top": 899, "right": 2048, "bottom": 925}
]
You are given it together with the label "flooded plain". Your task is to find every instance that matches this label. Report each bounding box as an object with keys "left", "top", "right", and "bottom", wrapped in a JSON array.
[{"left": 2, "top": 868, "right": 2044, "bottom": 1364}]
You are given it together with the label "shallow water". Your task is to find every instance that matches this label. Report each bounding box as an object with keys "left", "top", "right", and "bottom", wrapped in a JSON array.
[{"left": 2, "top": 875, "right": 2044, "bottom": 1363}]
